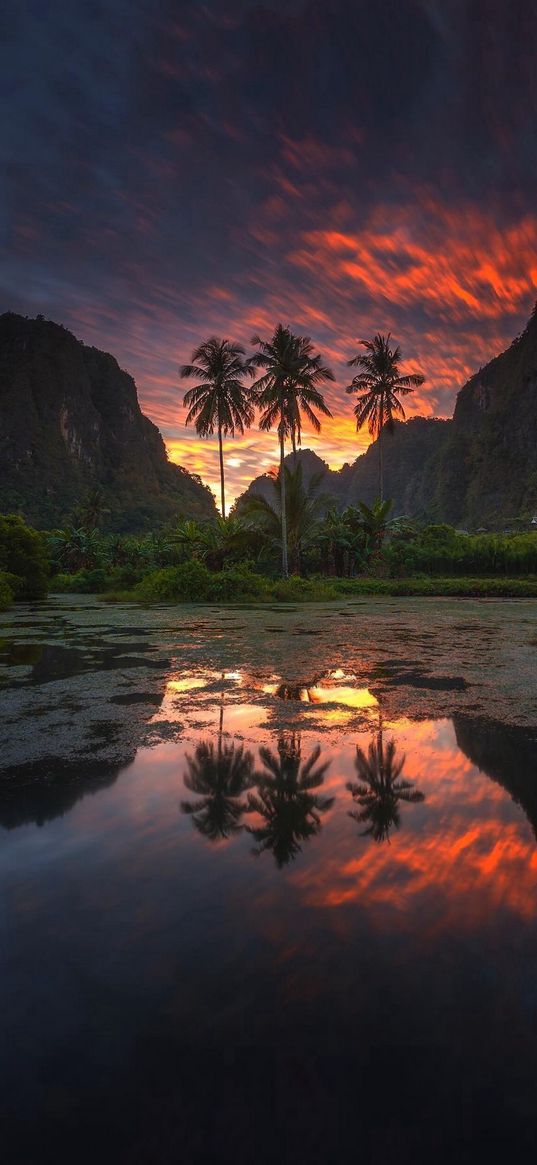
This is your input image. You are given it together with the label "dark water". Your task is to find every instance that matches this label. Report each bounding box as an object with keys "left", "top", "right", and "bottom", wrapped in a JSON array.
[{"left": 3, "top": 670, "right": 537, "bottom": 1163}]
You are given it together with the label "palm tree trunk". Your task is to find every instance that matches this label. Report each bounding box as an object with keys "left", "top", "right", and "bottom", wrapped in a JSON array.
[
  {"left": 218, "top": 689, "right": 224, "bottom": 761},
  {"left": 279, "top": 423, "right": 289, "bottom": 577},
  {"left": 378, "top": 423, "right": 383, "bottom": 502},
  {"left": 218, "top": 424, "right": 226, "bottom": 519}
]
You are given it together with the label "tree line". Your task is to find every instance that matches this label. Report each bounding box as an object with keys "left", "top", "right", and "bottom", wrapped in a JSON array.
[{"left": 181, "top": 326, "right": 424, "bottom": 575}]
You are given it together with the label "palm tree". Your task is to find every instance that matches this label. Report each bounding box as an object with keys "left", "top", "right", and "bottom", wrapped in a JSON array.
[
  {"left": 347, "top": 719, "right": 424, "bottom": 843},
  {"left": 356, "top": 498, "right": 395, "bottom": 554},
  {"left": 317, "top": 506, "right": 356, "bottom": 576},
  {"left": 242, "top": 460, "right": 328, "bottom": 574},
  {"left": 181, "top": 337, "right": 255, "bottom": 519},
  {"left": 345, "top": 334, "right": 425, "bottom": 501},
  {"left": 74, "top": 487, "right": 109, "bottom": 532},
  {"left": 52, "top": 526, "right": 101, "bottom": 572},
  {"left": 250, "top": 326, "right": 334, "bottom": 575},
  {"left": 198, "top": 514, "right": 250, "bottom": 572},
  {"left": 247, "top": 733, "right": 334, "bottom": 866}
]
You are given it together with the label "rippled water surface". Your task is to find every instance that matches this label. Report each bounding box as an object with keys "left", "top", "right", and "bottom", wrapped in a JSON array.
[{"left": 2, "top": 598, "right": 537, "bottom": 1163}]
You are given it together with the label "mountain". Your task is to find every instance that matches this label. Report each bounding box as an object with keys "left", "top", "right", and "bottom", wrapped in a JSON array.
[
  {"left": 344, "top": 417, "right": 451, "bottom": 515},
  {"left": 236, "top": 304, "right": 537, "bottom": 528},
  {"left": 0, "top": 313, "right": 216, "bottom": 531},
  {"left": 235, "top": 426, "right": 450, "bottom": 519},
  {"left": 351, "top": 304, "right": 537, "bottom": 525},
  {"left": 432, "top": 304, "right": 537, "bottom": 526},
  {"left": 235, "top": 448, "right": 350, "bottom": 513}
]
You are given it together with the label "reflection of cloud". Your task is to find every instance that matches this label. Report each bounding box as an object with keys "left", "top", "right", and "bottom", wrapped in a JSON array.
[
  {"left": 292, "top": 719, "right": 537, "bottom": 924},
  {"left": 301, "top": 821, "right": 537, "bottom": 924}
]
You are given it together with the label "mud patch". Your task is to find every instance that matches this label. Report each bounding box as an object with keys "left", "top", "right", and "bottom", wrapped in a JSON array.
[{"left": 111, "top": 692, "right": 163, "bottom": 706}]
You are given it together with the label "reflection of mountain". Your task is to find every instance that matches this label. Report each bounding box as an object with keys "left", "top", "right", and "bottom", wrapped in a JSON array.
[
  {"left": 0, "top": 676, "right": 167, "bottom": 829},
  {"left": 454, "top": 717, "right": 537, "bottom": 840},
  {"left": 0, "top": 755, "right": 133, "bottom": 830},
  {"left": 247, "top": 733, "right": 334, "bottom": 867}
]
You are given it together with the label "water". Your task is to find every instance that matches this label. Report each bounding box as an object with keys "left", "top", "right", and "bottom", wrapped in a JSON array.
[{"left": 2, "top": 599, "right": 537, "bottom": 1162}]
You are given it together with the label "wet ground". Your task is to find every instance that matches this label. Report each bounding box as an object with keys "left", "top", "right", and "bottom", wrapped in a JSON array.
[
  {"left": 1, "top": 594, "right": 537, "bottom": 781},
  {"left": 2, "top": 596, "right": 537, "bottom": 1162}
]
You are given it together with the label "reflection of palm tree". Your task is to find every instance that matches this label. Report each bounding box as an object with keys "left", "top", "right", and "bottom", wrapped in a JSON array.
[
  {"left": 182, "top": 686, "right": 255, "bottom": 841},
  {"left": 181, "top": 737, "right": 256, "bottom": 841},
  {"left": 247, "top": 733, "right": 334, "bottom": 867},
  {"left": 347, "top": 721, "right": 424, "bottom": 843}
]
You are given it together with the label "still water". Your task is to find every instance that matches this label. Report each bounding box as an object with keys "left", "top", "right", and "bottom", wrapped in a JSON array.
[{"left": 2, "top": 602, "right": 537, "bottom": 1162}]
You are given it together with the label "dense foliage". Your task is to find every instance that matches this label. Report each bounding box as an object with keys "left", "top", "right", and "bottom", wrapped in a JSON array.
[
  {"left": 38, "top": 492, "right": 537, "bottom": 604},
  {"left": 0, "top": 513, "right": 49, "bottom": 600}
]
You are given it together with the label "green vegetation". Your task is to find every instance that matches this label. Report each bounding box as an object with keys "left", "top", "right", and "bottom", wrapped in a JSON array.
[
  {"left": 0, "top": 514, "right": 49, "bottom": 600},
  {"left": 0, "top": 572, "right": 14, "bottom": 610},
  {"left": 4, "top": 494, "right": 537, "bottom": 607}
]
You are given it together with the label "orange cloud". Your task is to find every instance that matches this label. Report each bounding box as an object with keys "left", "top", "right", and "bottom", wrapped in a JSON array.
[{"left": 66, "top": 182, "right": 537, "bottom": 506}]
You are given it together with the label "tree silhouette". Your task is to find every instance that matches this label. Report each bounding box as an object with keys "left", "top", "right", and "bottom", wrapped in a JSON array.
[
  {"left": 345, "top": 334, "right": 424, "bottom": 500},
  {"left": 247, "top": 733, "right": 334, "bottom": 866},
  {"left": 181, "top": 736, "right": 256, "bottom": 842},
  {"left": 347, "top": 721, "right": 424, "bottom": 843},
  {"left": 250, "top": 325, "right": 333, "bottom": 575},
  {"left": 242, "top": 460, "right": 329, "bottom": 574},
  {"left": 181, "top": 337, "right": 255, "bottom": 518}
]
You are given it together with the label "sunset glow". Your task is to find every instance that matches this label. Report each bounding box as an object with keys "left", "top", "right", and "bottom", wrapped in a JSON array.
[{"left": 4, "top": 2, "right": 537, "bottom": 504}]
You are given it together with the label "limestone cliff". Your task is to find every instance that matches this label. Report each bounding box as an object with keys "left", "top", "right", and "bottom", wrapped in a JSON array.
[{"left": 0, "top": 313, "right": 216, "bottom": 530}]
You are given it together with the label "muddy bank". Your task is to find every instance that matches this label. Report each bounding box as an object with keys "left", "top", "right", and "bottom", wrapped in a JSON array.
[{"left": 1, "top": 595, "right": 536, "bottom": 782}]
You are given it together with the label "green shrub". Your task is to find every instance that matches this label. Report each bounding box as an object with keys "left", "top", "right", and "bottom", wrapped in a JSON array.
[
  {"left": 206, "top": 568, "right": 267, "bottom": 601},
  {"left": 268, "top": 576, "right": 338, "bottom": 603},
  {"left": 385, "top": 529, "right": 537, "bottom": 577},
  {"left": 51, "top": 564, "right": 145, "bottom": 593},
  {"left": 0, "top": 571, "right": 14, "bottom": 610},
  {"left": 0, "top": 514, "right": 49, "bottom": 599},
  {"left": 135, "top": 560, "right": 212, "bottom": 602},
  {"left": 49, "top": 573, "right": 75, "bottom": 592},
  {"left": 330, "top": 576, "right": 537, "bottom": 598}
]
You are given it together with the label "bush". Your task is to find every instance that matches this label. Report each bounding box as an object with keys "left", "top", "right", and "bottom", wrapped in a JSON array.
[
  {"left": 0, "top": 514, "right": 49, "bottom": 599},
  {"left": 135, "top": 560, "right": 212, "bottom": 602},
  {"left": 268, "top": 576, "right": 338, "bottom": 603},
  {"left": 51, "top": 564, "right": 145, "bottom": 593},
  {"left": 0, "top": 571, "right": 14, "bottom": 610},
  {"left": 206, "top": 567, "right": 266, "bottom": 601},
  {"left": 384, "top": 528, "right": 537, "bottom": 577},
  {"left": 330, "top": 576, "right": 537, "bottom": 597}
]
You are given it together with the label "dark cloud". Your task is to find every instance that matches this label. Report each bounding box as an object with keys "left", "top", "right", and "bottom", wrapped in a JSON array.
[{"left": 2, "top": 0, "right": 537, "bottom": 499}]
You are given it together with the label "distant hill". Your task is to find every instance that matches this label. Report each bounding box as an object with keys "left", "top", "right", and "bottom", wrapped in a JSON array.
[
  {"left": 432, "top": 304, "right": 537, "bottom": 526},
  {"left": 235, "top": 448, "right": 350, "bottom": 513},
  {"left": 235, "top": 426, "right": 450, "bottom": 520},
  {"left": 236, "top": 304, "right": 537, "bottom": 528},
  {"left": 344, "top": 417, "right": 451, "bottom": 516},
  {"left": 0, "top": 313, "right": 216, "bottom": 530}
]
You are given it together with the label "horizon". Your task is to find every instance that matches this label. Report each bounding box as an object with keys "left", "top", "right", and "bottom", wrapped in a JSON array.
[{"left": 3, "top": 1, "right": 537, "bottom": 506}]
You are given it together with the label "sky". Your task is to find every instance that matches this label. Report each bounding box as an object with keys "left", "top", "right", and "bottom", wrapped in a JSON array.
[{"left": 3, "top": 0, "right": 537, "bottom": 508}]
